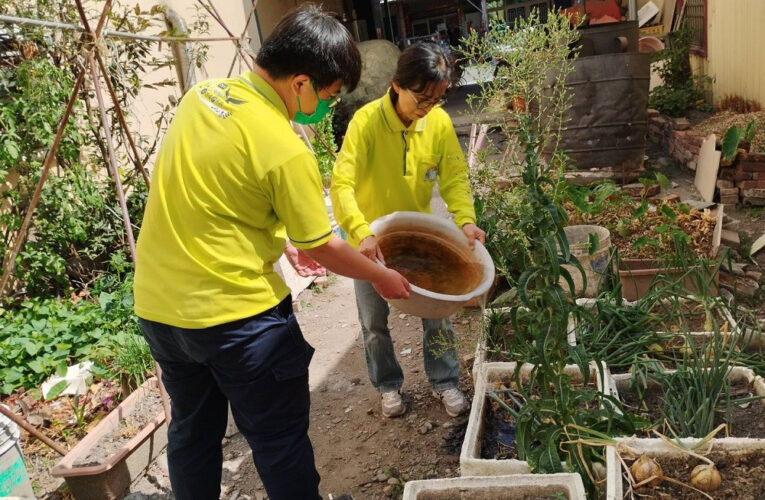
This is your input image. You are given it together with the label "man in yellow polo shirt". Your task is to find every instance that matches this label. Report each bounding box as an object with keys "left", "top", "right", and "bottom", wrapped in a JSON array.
[
  {"left": 331, "top": 43, "right": 485, "bottom": 419},
  {"left": 134, "top": 7, "right": 408, "bottom": 500}
]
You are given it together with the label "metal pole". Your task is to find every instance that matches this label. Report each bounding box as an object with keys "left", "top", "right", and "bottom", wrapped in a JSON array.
[
  {"left": 88, "top": 55, "right": 137, "bottom": 265},
  {"left": 0, "top": 15, "right": 238, "bottom": 43},
  {"left": 481, "top": 0, "right": 489, "bottom": 31},
  {"left": 94, "top": 54, "right": 151, "bottom": 188},
  {"left": 628, "top": 0, "right": 638, "bottom": 21},
  {"left": 383, "top": 0, "right": 395, "bottom": 43}
]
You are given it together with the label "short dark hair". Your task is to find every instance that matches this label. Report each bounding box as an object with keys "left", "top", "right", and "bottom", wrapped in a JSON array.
[
  {"left": 392, "top": 42, "right": 454, "bottom": 93},
  {"left": 256, "top": 5, "right": 362, "bottom": 92}
]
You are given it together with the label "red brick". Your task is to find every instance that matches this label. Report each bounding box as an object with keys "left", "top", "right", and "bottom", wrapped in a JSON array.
[
  {"left": 719, "top": 167, "right": 753, "bottom": 181},
  {"left": 739, "top": 152, "right": 765, "bottom": 162},
  {"left": 753, "top": 172, "right": 765, "bottom": 180},
  {"left": 741, "top": 161, "right": 765, "bottom": 173},
  {"left": 716, "top": 179, "right": 735, "bottom": 189},
  {"left": 719, "top": 187, "right": 739, "bottom": 196},
  {"left": 736, "top": 180, "right": 765, "bottom": 190}
]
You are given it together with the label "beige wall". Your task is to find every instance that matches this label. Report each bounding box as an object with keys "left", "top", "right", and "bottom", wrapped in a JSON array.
[
  {"left": 126, "top": 1, "right": 344, "bottom": 165},
  {"left": 692, "top": 0, "right": 765, "bottom": 106}
]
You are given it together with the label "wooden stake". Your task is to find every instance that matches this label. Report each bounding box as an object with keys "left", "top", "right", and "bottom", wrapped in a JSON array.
[{"left": 0, "top": 405, "right": 68, "bottom": 456}]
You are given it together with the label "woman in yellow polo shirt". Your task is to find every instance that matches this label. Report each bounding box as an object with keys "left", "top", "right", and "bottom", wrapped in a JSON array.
[{"left": 331, "top": 43, "right": 486, "bottom": 418}]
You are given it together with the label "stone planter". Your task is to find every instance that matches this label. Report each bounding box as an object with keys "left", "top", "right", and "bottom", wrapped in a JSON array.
[
  {"left": 461, "top": 361, "right": 613, "bottom": 476},
  {"left": 402, "top": 473, "right": 587, "bottom": 500},
  {"left": 617, "top": 206, "right": 723, "bottom": 301},
  {"left": 612, "top": 365, "right": 765, "bottom": 413},
  {"left": 51, "top": 377, "right": 167, "bottom": 500},
  {"left": 605, "top": 436, "right": 765, "bottom": 500}
]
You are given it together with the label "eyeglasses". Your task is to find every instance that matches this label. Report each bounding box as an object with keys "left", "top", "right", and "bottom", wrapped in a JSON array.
[
  {"left": 326, "top": 93, "right": 342, "bottom": 108},
  {"left": 310, "top": 81, "right": 342, "bottom": 108},
  {"left": 408, "top": 89, "right": 446, "bottom": 110}
]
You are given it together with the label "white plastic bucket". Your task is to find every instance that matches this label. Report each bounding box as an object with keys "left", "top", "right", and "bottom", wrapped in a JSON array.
[
  {"left": 0, "top": 407, "right": 35, "bottom": 498},
  {"left": 561, "top": 225, "right": 611, "bottom": 298}
]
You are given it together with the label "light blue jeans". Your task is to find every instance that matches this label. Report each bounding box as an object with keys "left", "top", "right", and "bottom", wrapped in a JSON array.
[{"left": 354, "top": 279, "right": 460, "bottom": 393}]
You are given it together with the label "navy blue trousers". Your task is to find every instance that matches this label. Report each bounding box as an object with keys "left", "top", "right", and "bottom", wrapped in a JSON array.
[{"left": 139, "top": 296, "right": 321, "bottom": 500}]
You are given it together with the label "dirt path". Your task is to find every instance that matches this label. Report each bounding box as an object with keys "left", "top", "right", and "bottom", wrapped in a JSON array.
[{"left": 127, "top": 275, "right": 482, "bottom": 500}]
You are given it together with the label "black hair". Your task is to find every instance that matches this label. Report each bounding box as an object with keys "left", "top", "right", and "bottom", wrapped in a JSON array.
[
  {"left": 392, "top": 42, "right": 454, "bottom": 94},
  {"left": 255, "top": 5, "right": 362, "bottom": 92}
]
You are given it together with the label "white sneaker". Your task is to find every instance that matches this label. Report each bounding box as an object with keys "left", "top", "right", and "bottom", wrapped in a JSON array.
[
  {"left": 381, "top": 390, "right": 405, "bottom": 418},
  {"left": 433, "top": 388, "right": 469, "bottom": 417}
]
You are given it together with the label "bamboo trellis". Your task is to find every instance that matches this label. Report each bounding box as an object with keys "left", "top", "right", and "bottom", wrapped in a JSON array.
[{"left": 0, "top": 0, "right": 262, "bottom": 430}]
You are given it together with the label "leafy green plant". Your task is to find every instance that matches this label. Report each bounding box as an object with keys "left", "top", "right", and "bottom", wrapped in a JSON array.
[
  {"left": 462, "top": 11, "right": 644, "bottom": 496},
  {"left": 721, "top": 120, "right": 757, "bottom": 160},
  {"left": 310, "top": 110, "right": 338, "bottom": 187},
  {"left": 0, "top": 273, "right": 143, "bottom": 394},
  {"left": 649, "top": 27, "right": 712, "bottom": 117}
]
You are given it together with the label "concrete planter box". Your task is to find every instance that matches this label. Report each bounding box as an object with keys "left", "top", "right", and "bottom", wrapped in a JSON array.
[
  {"left": 51, "top": 377, "right": 168, "bottom": 500},
  {"left": 461, "top": 361, "right": 612, "bottom": 476},
  {"left": 605, "top": 436, "right": 765, "bottom": 500},
  {"left": 617, "top": 206, "right": 723, "bottom": 302},
  {"left": 402, "top": 473, "right": 587, "bottom": 499}
]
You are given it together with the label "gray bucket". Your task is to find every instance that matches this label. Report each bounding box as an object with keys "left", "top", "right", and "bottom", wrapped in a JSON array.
[
  {"left": 0, "top": 406, "right": 35, "bottom": 498},
  {"left": 561, "top": 225, "right": 611, "bottom": 297}
]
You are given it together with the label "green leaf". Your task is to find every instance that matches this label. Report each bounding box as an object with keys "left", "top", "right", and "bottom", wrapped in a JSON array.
[
  {"left": 742, "top": 120, "right": 757, "bottom": 144},
  {"left": 44, "top": 380, "right": 68, "bottom": 401},
  {"left": 722, "top": 125, "right": 743, "bottom": 161},
  {"left": 27, "top": 358, "right": 44, "bottom": 374},
  {"left": 655, "top": 173, "right": 670, "bottom": 190},
  {"left": 660, "top": 204, "right": 677, "bottom": 222},
  {"left": 587, "top": 232, "right": 600, "bottom": 255},
  {"left": 633, "top": 201, "right": 649, "bottom": 220}
]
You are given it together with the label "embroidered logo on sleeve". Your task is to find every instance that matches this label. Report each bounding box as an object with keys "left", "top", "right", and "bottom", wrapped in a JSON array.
[{"left": 424, "top": 166, "right": 438, "bottom": 182}]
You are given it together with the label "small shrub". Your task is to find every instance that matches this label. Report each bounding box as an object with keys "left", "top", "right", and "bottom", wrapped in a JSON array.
[{"left": 650, "top": 28, "right": 712, "bottom": 117}]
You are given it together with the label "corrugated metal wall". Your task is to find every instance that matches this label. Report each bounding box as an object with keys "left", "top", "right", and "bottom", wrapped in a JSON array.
[{"left": 692, "top": 0, "right": 765, "bottom": 106}]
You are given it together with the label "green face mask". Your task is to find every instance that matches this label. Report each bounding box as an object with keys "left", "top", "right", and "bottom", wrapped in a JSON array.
[{"left": 294, "top": 82, "right": 339, "bottom": 125}]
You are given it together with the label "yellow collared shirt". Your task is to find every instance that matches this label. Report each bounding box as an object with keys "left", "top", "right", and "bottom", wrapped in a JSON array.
[
  {"left": 330, "top": 91, "right": 476, "bottom": 247},
  {"left": 134, "top": 72, "right": 332, "bottom": 329}
]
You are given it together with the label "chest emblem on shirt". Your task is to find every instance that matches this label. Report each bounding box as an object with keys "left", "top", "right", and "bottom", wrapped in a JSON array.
[{"left": 424, "top": 166, "right": 438, "bottom": 182}]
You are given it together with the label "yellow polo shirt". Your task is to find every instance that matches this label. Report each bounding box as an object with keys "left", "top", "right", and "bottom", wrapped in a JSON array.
[
  {"left": 330, "top": 91, "right": 476, "bottom": 247},
  {"left": 134, "top": 72, "right": 332, "bottom": 329}
]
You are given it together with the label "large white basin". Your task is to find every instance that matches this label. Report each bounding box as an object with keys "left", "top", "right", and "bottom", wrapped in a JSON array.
[{"left": 369, "top": 211, "right": 495, "bottom": 319}]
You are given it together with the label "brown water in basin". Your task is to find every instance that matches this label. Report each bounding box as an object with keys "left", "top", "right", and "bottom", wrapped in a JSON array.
[{"left": 378, "top": 230, "right": 483, "bottom": 295}]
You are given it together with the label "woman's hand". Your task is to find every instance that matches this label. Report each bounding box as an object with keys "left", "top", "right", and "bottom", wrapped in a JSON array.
[
  {"left": 461, "top": 223, "right": 486, "bottom": 250},
  {"left": 358, "top": 235, "right": 386, "bottom": 265}
]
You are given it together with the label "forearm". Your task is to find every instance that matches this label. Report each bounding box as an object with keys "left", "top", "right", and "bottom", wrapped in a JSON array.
[{"left": 303, "top": 235, "right": 387, "bottom": 282}]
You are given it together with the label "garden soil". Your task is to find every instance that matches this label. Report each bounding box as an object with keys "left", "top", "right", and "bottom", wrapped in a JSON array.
[
  {"left": 127, "top": 276, "right": 483, "bottom": 500},
  {"left": 623, "top": 450, "right": 765, "bottom": 499}
]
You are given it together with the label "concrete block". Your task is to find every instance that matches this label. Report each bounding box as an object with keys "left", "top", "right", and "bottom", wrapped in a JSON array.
[
  {"left": 742, "top": 188, "right": 765, "bottom": 206},
  {"left": 720, "top": 229, "right": 740, "bottom": 249},
  {"left": 672, "top": 117, "right": 691, "bottom": 130},
  {"left": 403, "top": 474, "right": 587, "bottom": 500}
]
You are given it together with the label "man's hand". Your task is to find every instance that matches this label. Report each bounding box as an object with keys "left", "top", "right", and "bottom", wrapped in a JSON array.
[
  {"left": 284, "top": 241, "right": 327, "bottom": 277},
  {"left": 461, "top": 223, "right": 486, "bottom": 250},
  {"left": 358, "top": 235, "right": 386, "bottom": 264},
  {"left": 373, "top": 268, "right": 410, "bottom": 299}
]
